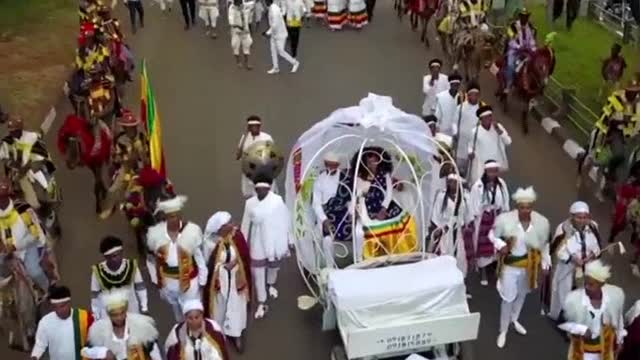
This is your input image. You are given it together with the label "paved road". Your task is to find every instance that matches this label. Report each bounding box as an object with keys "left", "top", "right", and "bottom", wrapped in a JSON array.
[{"left": 3, "top": 2, "right": 640, "bottom": 359}]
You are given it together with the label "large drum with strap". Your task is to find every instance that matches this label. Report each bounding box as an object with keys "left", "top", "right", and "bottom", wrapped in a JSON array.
[{"left": 240, "top": 140, "right": 284, "bottom": 183}]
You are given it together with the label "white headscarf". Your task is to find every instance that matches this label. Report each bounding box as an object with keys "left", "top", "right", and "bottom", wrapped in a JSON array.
[{"left": 204, "top": 211, "right": 232, "bottom": 239}]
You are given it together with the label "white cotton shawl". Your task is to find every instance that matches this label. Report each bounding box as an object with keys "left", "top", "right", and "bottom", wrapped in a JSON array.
[
  {"left": 251, "top": 192, "right": 291, "bottom": 261},
  {"left": 493, "top": 210, "right": 550, "bottom": 250}
]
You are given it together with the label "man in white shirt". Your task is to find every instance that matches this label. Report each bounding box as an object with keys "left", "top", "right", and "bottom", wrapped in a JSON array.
[
  {"left": 236, "top": 115, "right": 275, "bottom": 198},
  {"left": 229, "top": 0, "right": 253, "bottom": 69},
  {"left": 548, "top": 201, "right": 601, "bottom": 322},
  {"left": 455, "top": 82, "right": 481, "bottom": 171},
  {"left": 312, "top": 152, "right": 341, "bottom": 263},
  {"left": 422, "top": 59, "right": 449, "bottom": 117},
  {"left": 265, "top": 0, "right": 300, "bottom": 74},
  {"left": 434, "top": 73, "right": 463, "bottom": 137},
  {"left": 81, "top": 289, "right": 162, "bottom": 360},
  {"left": 559, "top": 260, "right": 626, "bottom": 360},
  {"left": 31, "top": 285, "right": 93, "bottom": 360},
  {"left": 91, "top": 236, "right": 148, "bottom": 319},
  {"left": 241, "top": 176, "right": 292, "bottom": 319},
  {"left": 467, "top": 104, "right": 512, "bottom": 185},
  {"left": 490, "top": 187, "right": 550, "bottom": 349},
  {"left": 145, "top": 196, "right": 208, "bottom": 322}
]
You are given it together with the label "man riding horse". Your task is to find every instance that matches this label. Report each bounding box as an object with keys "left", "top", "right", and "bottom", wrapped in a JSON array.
[
  {"left": 0, "top": 116, "right": 60, "bottom": 228},
  {"left": 504, "top": 8, "right": 536, "bottom": 94},
  {"left": 123, "top": 165, "right": 175, "bottom": 255},
  {"left": 579, "top": 82, "right": 640, "bottom": 200}
]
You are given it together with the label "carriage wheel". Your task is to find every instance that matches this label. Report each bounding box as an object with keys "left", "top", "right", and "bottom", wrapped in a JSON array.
[
  {"left": 330, "top": 345, "right": 348, "bottom": 360},
  {"left": 458, "top": 341, "right": 474, "bottom": 360}
]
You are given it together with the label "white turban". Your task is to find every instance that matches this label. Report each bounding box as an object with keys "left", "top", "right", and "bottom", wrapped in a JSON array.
[
  {"left": 569, "top": 201, "right": 590, "bottom": 214},
  {"left": 182, "top": 299, "right": 204, "bottom": 315},
  {"left": 155, "top": 195, "right": 187, "bottom": 214},
  {"left": 512, "top": 186, "right": 537, "bottom": 204},
  {"left": 103, "top": 289, "right": 129, "bottom": 313},
  {"left": 434, "top": 133, "right": 453, "bottom": 148},
  {"left": 585, "top": 260, "right": 611, "bottom": 283},
  {"left": 484, "top": 160, "right": 501, "bottom": 170},
  {"left": 205, "top": 211, "right": 232, "bottom": 237},
  {"left": 446, "top": 173, "right": 465, "bottom": 183},
  {"left": 324, "top": 152, "right": 340, "bottom": 163}
]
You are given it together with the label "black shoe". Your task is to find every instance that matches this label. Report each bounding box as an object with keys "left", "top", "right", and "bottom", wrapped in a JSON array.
[{"left": 184, "top": 23, "right": 190, "bottom": 30}]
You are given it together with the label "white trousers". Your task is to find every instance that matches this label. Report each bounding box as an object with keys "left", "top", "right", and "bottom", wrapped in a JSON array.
[
  {"left": 270, "top": 37, "right": 296, "bottom": 70},
  {"left": 499, "top": 293, "right": 527, "bottom": 332},
  {"left": 251, "top": 266, "right": 279, "bottom": 303},
  {"left": 231, "top": 32, "right": 253, "bottom": 55},
  {"left": 199, "top": 6, "right": 220, "bottom": 27},
  {"left": 159, "top": 278, "right": 201, "bottom": 322}
]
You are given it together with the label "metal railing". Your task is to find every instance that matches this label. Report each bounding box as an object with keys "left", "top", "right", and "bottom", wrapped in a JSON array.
[
  {"left": 539, "top": 77, "right": 598, "bottom": 143},
  {"left": 587, "top": 0, "right": 639, "bottom": 43}
]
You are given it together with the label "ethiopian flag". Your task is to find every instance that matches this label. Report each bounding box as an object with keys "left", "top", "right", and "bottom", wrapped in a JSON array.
[{"left": 140, "top": 60, "right": 166, "bottom": 177}]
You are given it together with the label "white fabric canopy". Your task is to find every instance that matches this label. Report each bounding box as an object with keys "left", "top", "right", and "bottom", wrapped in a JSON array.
[
  {"left": 285, "top": 94, "right": 445, "bottom": 273},
  {"left": 328, "top": 256, "right": 469, "bottom": 328}
]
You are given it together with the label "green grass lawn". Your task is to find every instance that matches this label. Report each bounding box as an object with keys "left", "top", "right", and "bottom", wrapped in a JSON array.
[
  {"left": 0, "top": 0, "right": 77, "bottom": 127},
  {"left": 529, "top": 4, "right": 639, "bottom": 113}
]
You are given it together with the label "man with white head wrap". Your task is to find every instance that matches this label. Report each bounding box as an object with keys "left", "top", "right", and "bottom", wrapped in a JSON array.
[
  {"left": 548, "top": 201, "right": 601, "bottom": 321},
  {"left": 429, "top": 173, "right": 473, "bottom": 276},
  {"left": 236, "top": 115, "right": 275, "bottom": 198},
  {"left": 90, "top": 236, "right": 148, "bottom": 319},
  {"left": 559, "top": 260, "right": 626, "bottom": 360},
  {"left": 312, "top": 152, "right": 342, "bottom": 263},
  {"left": 424, "top": 133, "right": 455, "bottom": 224},
  {"left": 469, "top": 160, "right": 509, "bottom": 286},
  {"left": 241, "top": 175, "right": 293, "bottom": 319},
  {"left": 145, "top": 195, "right": 208, "bottom": 321},
  {"left": 467, "top": 104, "right": 511, "bottom": 186},
  {"left": 165, "top": 299, "right": 229, "bottom": 360},
  {"left": 81, "top": 289, "right": 161, "bottom": 360},
  {"left": 202, "top": 211, "right": 251, "bottom": 352},
  {"left": 490, "top": 186, "right": 550, "bottom": 348}
]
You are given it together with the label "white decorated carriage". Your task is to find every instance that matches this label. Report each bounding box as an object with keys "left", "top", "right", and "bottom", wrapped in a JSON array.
[{"left": 284, "top": 94, "right": 480, "bottom": 360}]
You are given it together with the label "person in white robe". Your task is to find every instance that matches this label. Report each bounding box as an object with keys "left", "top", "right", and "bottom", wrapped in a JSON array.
[
  {"left": 428, "top": 173, "right": 473, "bottom": 276},
  {"left": 241, "top": 177, "right": 292, "bottom": 319},
  {"left": 312, "top": 152, "right": 341, "bottom": 264},
  {"left": 455, "top": 82, "right": 481, "bottom": 172},
  {"left": 548, "top": 201, "right": 601, "bottom": 322},
  {"left": 326, "top": 0, "right": 347, "bottom": 29},
  {"left": 424, "top": 133, "right": 455, "bottom": 225},
  {"left": 165, "top": 299, "right": 229, "bottom": 360},
  {"left": 229, "top": 0, "right": 253, "bottom": 69},
  {"left": 422, "top": 59, "right": 449, "bottom": 117},
  {"left": 347, "top": 0, "right": 368, "bottom": 28},
  {"left": 467, "top": 104, "right": 511, "bottom": 185},
  {"left": 202, "top": 211, "right": 250, "bottom": 352},
  {"left": 81, "top": 289, "right": 161, "bottom": 360},
  {"left": 146, "top": 196, "right": 208, "bottom": 322},
  {"left": 434, "top": 73, "right": 463, "bottom": 138},
  {"left": 559, "top": 260, "right": 626, "bottom": 360},
  {"left": 31, "top": 286, "right": 92, "bottom": 360},
  {"left": 490, "top": 187, "right": 550, "bottom": 349},
  {"left": 199, "top": 0, "right": 220, "bottom": 37},
  {"left": 469, "top": 160, "right": 509, "bottom": 285},
  {"left": 91, "top": 236, "right": 148, "bottom": 319},
  {"left": 266, "top": 0, "right": 301, "bottom": 74},
  {"left": 236, "top": 116, "right": 275, "bottom": 198}
]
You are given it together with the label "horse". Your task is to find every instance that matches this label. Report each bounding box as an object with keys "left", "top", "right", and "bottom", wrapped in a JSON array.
[
  {"left": 57, "top": 114, "right": 112, "bottom": 214},
  {"left": 494, "top": 45, "right": 556, "bottom": 134},
  {"left": 434, "top": 0, "right": 455, "bottom": 61},
  {"left": 0, "top": 255, "right": 45, "bottom": 352},
  {"left": 452, "top": 26, "right": 501, "bottom": 83}
]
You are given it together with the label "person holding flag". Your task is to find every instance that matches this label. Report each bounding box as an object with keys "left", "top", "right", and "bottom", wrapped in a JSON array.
[
  {"left": 140, "top": 60, "right": 167, "bottom": 178},
  {"left": 31, "top": 285, "right": 94, "bottom": 360}
]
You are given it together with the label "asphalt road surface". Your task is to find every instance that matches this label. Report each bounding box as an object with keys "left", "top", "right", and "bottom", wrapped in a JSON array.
[{"left": 4, "top": 2, "right": 640, "bottom": 359}]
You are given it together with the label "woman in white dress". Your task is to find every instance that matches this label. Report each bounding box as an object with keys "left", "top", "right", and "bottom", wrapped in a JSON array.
[{"left": 202, "top": 212, "right": 251, "bottom": 352}]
